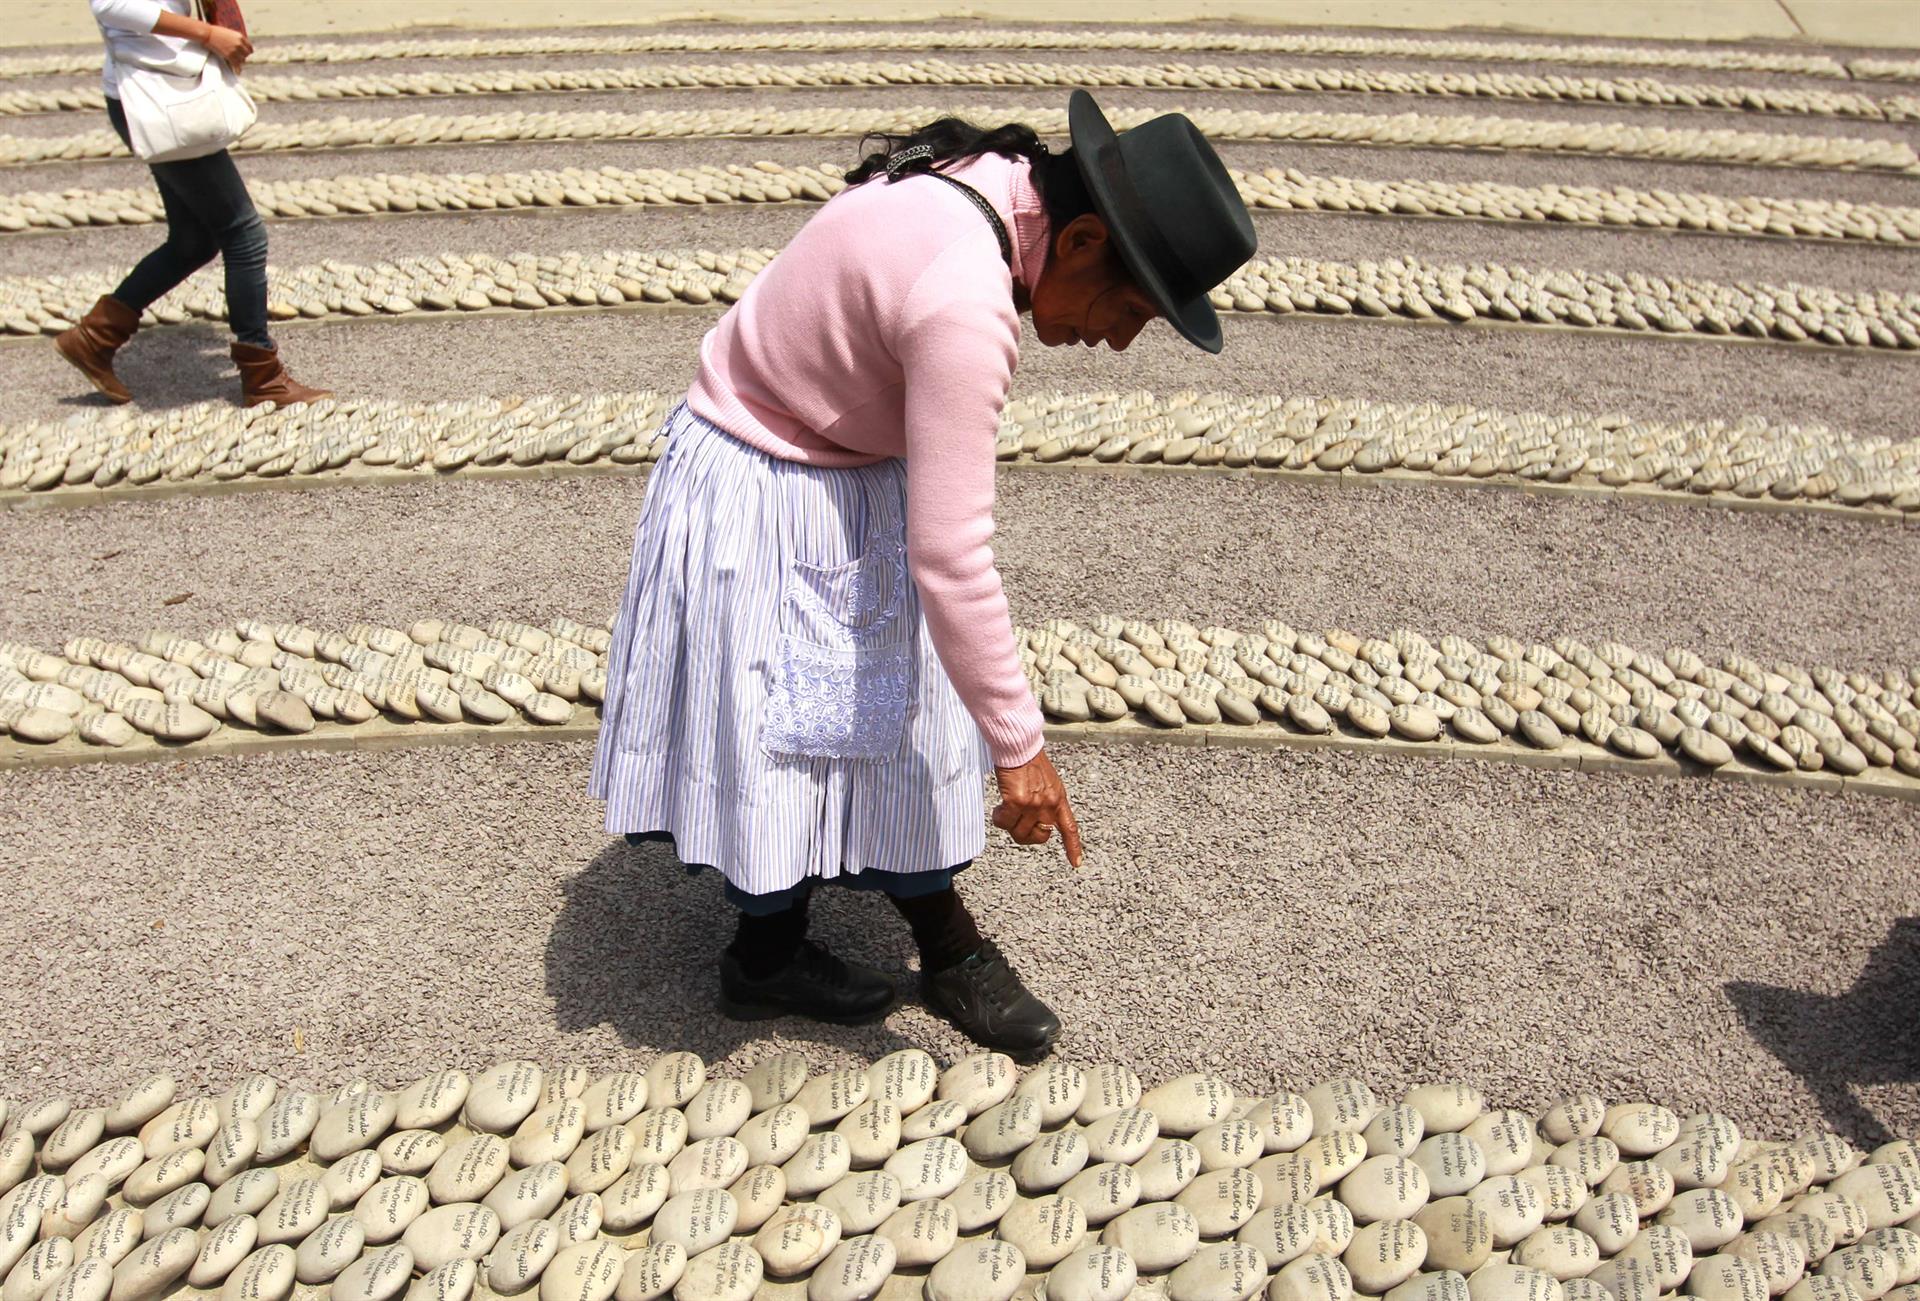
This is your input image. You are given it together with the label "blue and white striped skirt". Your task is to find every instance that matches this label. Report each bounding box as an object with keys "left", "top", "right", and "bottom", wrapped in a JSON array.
[{"left": 589, "top": 403, "right": 990, "bottom": 899}]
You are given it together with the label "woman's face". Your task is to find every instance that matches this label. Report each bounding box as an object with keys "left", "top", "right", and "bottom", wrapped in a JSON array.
[{"left": 1027, "top": 214, "right": 1159, "bottom": 352}]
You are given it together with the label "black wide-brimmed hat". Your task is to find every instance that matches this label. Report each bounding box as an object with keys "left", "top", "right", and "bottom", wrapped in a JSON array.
[{"left": 1066, "top": 90, "right": 1256, "bottom": 354}]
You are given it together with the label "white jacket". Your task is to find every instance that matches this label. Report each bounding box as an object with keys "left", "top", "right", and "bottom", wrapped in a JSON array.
[{"left": 91, "top": 0, "right": 206, "bottom": 99}]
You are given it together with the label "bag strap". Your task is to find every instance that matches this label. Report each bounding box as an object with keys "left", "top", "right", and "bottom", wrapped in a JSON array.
[{"left": 885, "top": 146, "right": 1012, "bottom": 267}]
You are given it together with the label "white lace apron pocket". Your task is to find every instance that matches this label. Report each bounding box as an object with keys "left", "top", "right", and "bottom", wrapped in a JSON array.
[{"left": 761, "top": 534, "right": 914, "bottom": 762}]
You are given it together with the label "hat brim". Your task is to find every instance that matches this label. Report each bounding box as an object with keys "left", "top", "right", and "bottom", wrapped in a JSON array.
[{"left": 1067, "top": 90, "right": 1224, "bottom": 355}]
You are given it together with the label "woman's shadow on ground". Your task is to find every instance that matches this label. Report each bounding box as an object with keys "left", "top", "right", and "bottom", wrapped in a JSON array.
[
  {"left": 56, "top": 323, "right": 237, "bottom": 410},
  {"left": 544, "top": 837, "right": 933, "bottom": 1062}
]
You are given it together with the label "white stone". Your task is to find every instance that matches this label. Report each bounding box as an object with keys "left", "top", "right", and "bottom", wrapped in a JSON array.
[
  {"left": 1403, "top": 1087, "right": 1484, "bottom": 1136},
  {"left": 963, "top": 1097, "right": 1043, "bottom": 1162},
  {"left": 578, "top": 1075, "right": 648, "bottom": 1134},
  {"left": 1692, "top": 1255, "right": 1771, "bottom": 1301},
  {"left": 944, "top": 1171, "right": 1016, "bottom": 1233},
  {"left": 188, "top": 1215, "right": 258, "bottom": 1288},
  {"left": 294, "top": 1215, "right": 363, "bottom": 1283},
  {"left": 752, "top": 1204, "right": 841, "bottom": 1279},
  {"left": 598, "top": 1165, "right": 669, "bottom": 1235},
  {"left": 486, "top": 1219, "right": 560, "bottom": 1296},
  {"left": 108, "top": 1226, "right": 196, "bottom": 1301},
  {"left": 642, "top": 1054, "right": 705, "bottom": 1111},
  {"left": 401, "top": 1203, "right": 501, "bottom": 1272},
  {"left": 1086, "top": 1109, "right": 1160, "bottom": 1165},
  {"left": 925, "top": 1239, "right": 1024, "bottom": 1301},
  {"left": 395, "top": 1072, "right": 470, "bottom": 1131},
  {"left": 1471, "top": 1177, "right": 1547, "bottom": 1247},
  {"left": 1103, "top": 1203, "right": 1202, "bottom": 1273},
  {"left": 1168, "top": 1242, "right": 1269, "bottom": 1301},
  {"left": 666, "top": 1138, "right": 746, "bottom": 1195},
  {"left": 745, "top": 1055, "right": 810, "bottom": 1113},
  {"left": 379, "top": 1130, "right": 447, "bottom": 1177},
  {"left": 1015, "top": 1061, "right": 1087, "bottom": 1128},
  {"left": 683, "top": 1082, "right": 750, "bottom": 1142},
  {"left": 794, "top": 1072, "right": 871, "bottom": 1128},
  {"left": 1013, "top": 1130, "right": 1090, "bottom": 1195},
  {"left": 410, "top": 1258, "right": 477, "bottom": 1301},
  {"left": 671, "top": 1243, "right": 756, "bottom": 1301},
  {"left": 1601, "top": 1106, "right": 1680, "bottom": 1159},
  {"left": 512, "top": 1104, "right": 587, "bottom": 1169},
  {"left": 785, "top": 1134, "right": 853, "bottom": 1199},
  {"left": 256, "top": 1178, "right": 327, "bottom": 1246},
  {"left": 1510, "top": 1227, "right": 1599, "bottom": 1282},
  {"left": 626, "top": 1109, "right": 687, "bottom": 1166},
  {"left": 255, "top": 1093, "right": 319, "bottom": 1163},
  {"left": 106, "top": 1079, "right": 176, "bottom": 1137},
  {"left": 1344, "top": 1220, "right": 1429, "bottom": 1294},
  {"left": 467, "top": 1063, "right": 545, "bottom": 1135},
  {"left": 1076, "top": 1065, "right": 1143, "bottom": 1125},
  {"left": 937, "top": 1054, "right": 1017, "bottom": 1118},
  {"left": 324, "top": 1149, "right": 385, "bottom": 1210},
  {"left": 1270, "top": 1253, "right": 1353, "bottom": 1301},
  {"left": 1465, "top": 1112, "right": 1535, "bottom": 1178},
  {"left": 817, "top": 1173, "right": 901, "bottom": 1236},
  {"left": 46, "top": 1261, "right": 110, "bottom": 1301},
  {"left": 1416, "top": 1135, "right": 1490, "bottom": 1198},
  {"left": 1042, "top": 1245, "right": 1137, "bottom": 1301},
  {"left": 807, "top": 1235, "right": 895, "bottom": 1301},
  {"left": 1306, "top": 1080, "right": 1381, "bottom": 1138},
  {"left": 1143, "top": 1075, "right": 1238, "bottom": 1138},
  {"left": 883, "top": 1137, "right": 966, "bottom": 1201},
  {"left": 876, "top": 1198, "right": 958, "bottom": 1269},
  {"left": 537, "top": 1241, "right": 623, "bottom": 1301},
  {"left": 548, "top": 1192, "right": 602, "bottom": 1247},
  {"left": 331, "top": 1244, "right": 414, "bottom": 1301},
  {"left": 356, "top": 1177, "right": 430, "bottom": 1245},
  {"left": 1466, "top": 1263, "right": 1561, "bottom": 1301},
  {"left": 725, "top": 1165, "right": 784, "bottom": 1234},
  {"left": 429, "top": 1135, "right": 511, "bottom": 1204},
  {"left": 4, "top": 1237, "right": 73, "bottom": 1301},
  {"left": 1366, "top": 1107, "right": 1428, "bottom": 1160},
  {"left": 1659, "top": 1188, "right": 1744, "bottom": 1251},
  {"left": 1342, "top": 1156, "right": 1432, "bottom": 1223},
  {"left": 217, "top": 1245, "right": 295, "bottom": 1301},
  {"left": 899, "top": 1100, "right": 967, "bottom": 1143}
]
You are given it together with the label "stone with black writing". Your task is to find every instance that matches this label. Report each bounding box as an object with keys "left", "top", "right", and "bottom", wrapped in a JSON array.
[
  {"left": 1364, "top": 1106, "right": 1427, "bottom": 1161},
  {"left": 753, "top": 1204, "right": 841, "bottom": 1279},
  {"left": 783, "top": 1133, "right": 853, "bottom": 1200},
  {"left": 1415, "top": 1135, "right": 1489, "bottom": 1198},
  {"left": 537, "top": 1241, "right": 622, "bottom": 1301},
  {"left": 1856, "top": 1229, "right": 1916, "bottom": 1286},
  {"left": 466, "top": 1063, "right": 544, "bottom": 1136},
  {"left": 106, "top": 1078, "right": 177, "bottom": 1136},
  {"left": 1465, "top": 1112, "right": 1535, "bottom": 1178},
  {"left": 46, "top": 1260, "right": 109, "bottom": 1301},
  {"left": 293, "top": 1215, "right": 363, "bottom": 1284},
  {"left": 411, "top": 1258, "right": 478, "bottom": 1301},
  {"left": 188, "top": 1214, "right": 257, "bottom": 1289},
  {"left": 1819, "top": 1245, "right": 1897, "bottom": 1299},
  {"left": 1416, "top": 1200, "right": 1494, "bottom": 1275},
  {"left": 4, "top": 1237, "right": 73, "bottom": 1301},
  {"left": 1467, "top": 1264, "right": 1561, "bottom": 1301},
  {"left": 252, "top": 1177, "right": 324, "bottom": 1247},
  {"left": 1796, "top": 1193, "right": 1871, "bottom": 1249},
  {"left": 1517, "top": 1165, "right": 1586, "bottom": 1223},
  {"left": 1832, "top": 1168, "right": 1920, "bottom": 1232},
  {"left": 679, "top": 1082, "right": 747, "bottom": 1143},
  {"left": 944, "top": 1171, "right": 1016, "bottom": 1233},
  {"left": 642, "top": 1054, "right": 704, "bottom": 1112},
  {"left": 666, "top": 1137, "right": 746, "bottom": 1196},
  {"left": 1390, "top": 1271, "right": 1473, "bottom": 1301},
  {"left": 1014, "top": 1061, "right": 1086, "bottom": 1128},
  {"left": 877, "top": 1198, "right": 958, "bottom": 1269},
  {"left": 598, "top": 1165, "right": 669, "bottom": 1235},
  {"left": 1241, "top": 1205, "right": 1332, "bottom": 1272},
  {"left": 1615, "top": 1224, "right": 1694, "bottom": 1291},
  {"left": 402, "top": 1203, "right": 501, "bottom": 1272},
  {"left": 1724, "top": 1231, "right": 1807, "bottom": 1295},
  {"left": 996, "top": 1195, "right": 1085, "bottom": 1270},
  {"left": 1104, "top": 1203, "right": 1202, "bottom": 1273},
  {"left": 964, "top": 1097, "right": 1043, "bottom": 1162},
  {"left": 41, "top": 1172, "right": 107, "bottom": 1241},
  {"left": 66, "top": 1138, "right": 144, "bottom": 1193},
  {"left": 74, "top": 1207, "right": 143, "bottom": 1269},
  {"left": 1691, "top": 1256, "right": 1771, "bottom": 1301},
  {"left": 883, "top": 1137, "right": 967, "bottom": 1202},
  {"left": 324, "top": 1149, "right": 384, "bottom": 1211},
  {"left": 429, "top": 1136, "right": 511, "bottom": 1205},
  {"left": 670, "top": 1243, "right": 756, "bottom": 1301},
  {"left": 937, "top": 1054, "right": 1017, "bottom": 1118},
  {"left": 486, "top": 1219, "right": 559, "bottom": 1296},
  {"left": 208, "top": 1170, "right": 278, "bottom": 1229},
  {"left": 1659, "top": 1188, "right": 1744, "bottom": 1251},
  {"left": 900, "top": 1099, "right": 967, "bottom": 1143},
  {"left": 738, "top": 1105, "right": 808, "bottom": 1169},
  {"left": 1400, "top": 1088, "right": 1482, "bottom": 1138},
  {"left": 1054, "top": 1162, "right": 1137, "bottom": 1230},
  {"left": 817, "top": 1172, "right": 901, "bottom": 1236},
  {"left": 331, "top": 1245, "right": 413, "bottom": 1301},
  {"left": 745, "top": 1055, "right": 810, "bottom": 1114},
  {"left": 1165, "top": 1241, "right": 1269, "bottom": 1301},
  {"left": 512, "top": 1104, "right": 586, "bottom": 1170},
  {"left": 1601, "top": 1106, "right": 1680, "bottom": 1159},
  {"left": 1551, "top": 1138, "right": 1620, "bottom": 1189},
  {"left": 1782, "top": 1277, "right": 1863, "bottom": 1301},
  {"left": 1343, "top": 1156, "right": 1432, "bottom": 1224},
  {"left": 1538, "top": 1097, "right": 1605, "bottom": 1147},
  {"left": 807, "top": 1235, "right": 895, "bottom": 1301},
  {"left": 1600, "top": 1161, "right": 1676, "bottom": 1218},
  {"left": 42, "top": 1111, "right": 108, "bottom": 1172},
  {"left": 395, "top": 1072, "right": 469, "bottom": 1132},
  {"left": 834, "top": 1100, "right": 901, "bottom": 1171},
  {"left": 379, "top": 1130, "right": 446, "bottom": 1178},
  {"left": 1345, "top": 1220, "right": 1429, "bottom": 1295},
  {"left": 725, "top": 1165, "right": 784, "bottom": 1234},
  {"left": 356, "top": 1177, "right": 430, "bottom": 1245},
  {"left": 793, "top": 1071, "right": 870, "bottom": 1129},
  {"left": 925, "top": 1239, "right": 1024, "bottom": 1301},
  {"left": 486, "top": 1163, "right": 569, "bottom": 1232},
  {"left": 1143, "top": 1075, "right": 1237, "bottom": 1138},
  {"left": 548, "top": 1192, "right": 602, "bottom": 1247},
  {"left": 1510, "top": 1227, "right": 1598, "bottom": 1282},
  {"left": 252, "top": 1093, "right": 318, "bottom": 1163},
  {"left": 578, "top": 1075, "right": 647, "bottom": 1135},
  {"left": 1075, "top": 1064, "right": 1144, "bottom": 1126},
  {"left": 1011, "top": 1129, "right": 1088, "bottom": 1195},
  {"left": 144, "top": 1181, "right": 211, "bottom": 1237},
  {"left": 625, "top": 1109, "right": 687, "bottom": 1166},
  {"left": 109, "top": 1227, "right": 197, "bottom": 1301},
  {"left": 649, "top": 1189, "right": 736, "bottom": 1258},
  {"left": 1086, "top": 1109, "right": 1160, "bottom": 1166},
  {"left": 216, "top": 1245, "right": 295, "bottom": 1301},
  {"left": 1571, "top": 1193, "right": 1637, "bottom": 1256},
  {"left": 1044, "top": 1245, "right": 1138, "bottom": 1301}
]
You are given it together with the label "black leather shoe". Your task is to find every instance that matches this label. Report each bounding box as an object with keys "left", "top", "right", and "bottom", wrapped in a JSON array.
[
  {"left": 922, "top": 941, "right": 1061, "bottom": 1061},
  {"left": 718, "top": 940, "right": 896, "bottom": 1025}
]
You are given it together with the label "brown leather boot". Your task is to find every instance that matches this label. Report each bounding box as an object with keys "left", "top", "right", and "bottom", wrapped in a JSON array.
[
  {"left": 54, "top": 295, "right": 140, "bottom": 403},
  {"left": 231, "top": 341, "right": 332, "bottom": 408}
]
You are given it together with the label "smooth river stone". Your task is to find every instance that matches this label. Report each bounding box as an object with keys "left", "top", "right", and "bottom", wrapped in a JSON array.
[
  {"left": 294, "top": 1215, "right": 363, "bottom": 1283},
  {"left": 11, "top": 1099, "right": 72, "bottom": 1140},
  {"left": 883, "top": 1138, "right": 967, "bottom": 1202},
  {"left": 207, "top": 1174, "right": 278, "bottom": 1235},
  {"left": 864, "top": 1051, "right": 935, "bottom": 1116},
  {"left": 1510, "top": 1227, "right": 1599, "bottom": 1282},
  {"left": 4, "top": 1237, "right": 73, "bottom": 1301},
  {"left": 681, "top": 1082, "right": 750, "bottom": 1143},
  {"left": 740, "top": 1107, "right": 810, "bottom": 1168},
  {"left": 753, "top": 1204, "right": 842, "bottom": 1279},
  {"left": 937, "top": 1054, "right": 1017, "bottom": 1118},
  {"left": 68, "top": 1139, "right": 144, "bottom": 1192},
  {"left": 512, "top": 1104, "right": 587, "bottom": 1169},
  {"left": 45, "top": 1259, "right": 110, "bottom": 1301},
  {"left": 145, "top": 1181, "right": 211, "bottom": 1237},
  {"left": 900, "top": 1100, "right": 967, "bottom": 1144},
  {"left": 578, "top": 1075, "right": 648, "bottom": 1134},
  {"left": 1305, "top": 1080, "right": 1381, "bottom": 1139},
  {"left": 627, "top": 1110, "right": 688, "bottom": 1166},
  {"left": 411, "top": 1258, "right": 479, "bottom": 1301},
  {"left": 42, "top": 1111, "right": 108, "bottom": 1171},
  {"left": 109, "top": 1227, "right": 197, "bottom": 1301},
  {"left": 395, "top": 1072, "right": 470, "bottom": 1131},
  {"left": 1177, "top": 1168, "right": 1263, "bottom": 1237},
  {"left": 877, "top": 1198, "right": 958, "bottom": 1269},
  {"left": 1014, "top": 1130, "right": 1090, "bottom": 1195},
  {"left": 42, "top": 1173, "right": 108, "bottom": 1239},
  {"left": 1465, "top": 1112, "right": 1535, "bottom": 1178},
  {"left": 1272, "top": 1253, "right": 1354, "bottom": 1301},
  {"left": 549, "top": 1191, "right": 603, "bottom": 1246},
  {"left": 1342, "top": 1156, "right": 1432, "bottom": 1224},
  {"left": 1538, "top": 1097, "right": 1605, "bottom": 1146},
  {"left": 996, "top": 1194, "right": 1085, "bottom": 1269},
  {"left": 1471, "top": 1178, "right": 1547, "bottom": 1248},
  {"left": 745, "top": 1055, "right": 811, "bottom": 1113},
  {"left": 538, "top": 1241, "right": 623, "bottom": 1301},
  {"left": 643, "top": 1055, "right": 705, "bottom": 1112},
  {"left": 647, "top": 1189, "right": 736, "bottom": 1258},
  {"left": 1832, "top": 1167, "right": 1920, "bottom": 1231},
  {"left": 1518, "top": 1165, "right": 1587, "bottom": 1223},
  {"left": 1692, "top": 1256, "right": 1771, "bottom": 1301},
  {"left": 1168, "top": 1241, "right": 1268, "bottom": 1301},
  {"left": 1365, "top": 1107, "right": 1427, "bottom": 1160},
  {"left": 325, "top": 1149, "right": 386, "bottom": 1210},
  {"left": 1077, "top": 1065, "right": 1144, "bottom": 1126},
  {"left": 598, "top": 1165, "right": 669, "bottom": 1234},
  {"left": 1856, "top": 1229, "right": 1917, "bottom": 1285},
  {"left": 429, "top": 1136, "right": 511, "bottom": 1204},
  {"left": 794, "top": 1072, "right": 871, "bottom": 1128},
  {"left": 217, "top": 1244, "right": 295, "bottom": 1301},
  {"left": 1086, "top": 1110, "right": 1160, "bottom": 1166},
  {"left": 313, "top": 1092, "right": 398, "bottom": 1162},
  {"left": 75, "top": 1207, "right": 143, "bottom": 1268},
  {"left": 1601, "top": 1106, "right": 1680, "bottom": 1159},
  {"left": 139, "top": 1099, "right": 220, "bottom": 1161},
  {"left": 1252, "top": 1154, "right": 1319, "bottom": 1210},
  {"left": 1239, "top": 1205, "right": 1328, "bottom": 1270},
  {"left": 1600, "top": 1161, "right": 1675, "bottom": 1218},
  {"left": 1659, "top": 1188, "right": 1744, "bottom": 1250},
  {"left": 1345, "top": 1219, "right": 1428, "bottom": 1294},
  {"left": 835, "top": 1100, "right": 902, "bottom": 1171},
  {"left": 809, "top": 1235, "right": 895, "bottom": 1301},
  {"left": 1796, "top": 1193, "right": 1871, "bottom": 1248},
  {"left": 332, "top": 1245, "right": 413, "bottom": 1301},
  {"left": 1248, "top": 1095, "right": 1315, "bottom": 1155},
  {"left": 1724, "top": 1231, "right": 1808, "bottom": 1295},
  {"left": 0, "top": 1133, "right": 30, "bottom": 1199},
  {"left": 380, "top": 1131, "right": 447, "bottom": 1177},
  {"left": 1307, "top": 1133, "right": 1370, "bottom": 1190},
  {"left": 1015, "top": 1061, "right": 1087, "bottom": 1128},
  {"left": 106, "top": 1079, "right": 177, "bottom": 1136},
  {"left": 963, "top": 1097, "right": 1043, "bottom": 1162},
  {"left": 1391, "top": 1271, "right": 1473, "bottom": 1301},
  {"left": 1726, "top": 1162, "right": 1790, "bottom": 1221},
  {"left": 1819, "top": 1245, "right": 1898, "bottom": 1299},
  {"left": 201, "top": 1118, "right": 260, "bottom": 1188},
  {"left": 1551, "top": 1138, "right": 1621, "bottom": 1189},
  {"left": 402, "top": 1203, "right": 501, "bottom": 1272},
  {"left": 487, "top": 1219, "right": 560, "bottom": 1295},
  {"left": 1044, "top": 1245, "right": 1137, "bottom": 1301},
  {"left": 1143, "top": 1075, "right": 1237, "bottom": 1138},
  {"left": 485, "top": 1163, "right": 569, "bottom": 1232},
  {"left": 567, "top": 1125, "right": 635, "bottom": 1196},
  {"left": 256, "top": 1178, "right": 326, "bottom": 1246},
  {"left": 817, "top": 1173, "right": 901, "bottom": 1236},
  {"left": 1403, "top": 1087, "right": 1484, "bottom": 1136},
  {"left": 1615, "top": 1224, "right": 1694, "bottom": 1291},
  {"left": 1194, "top": 1120, "right": 1266, "bottom": 1173},
  {"left": 1572, "top": 1194, "right": 1638, "bottom": 1255},
  {"left": 925, "top": 1240, "right": 1025, "bottom": 1301},
  {"left": 726, "top": 1165, "right": 785, "bottom": 1234},
  {"left": 255, "top": 1093, "right": 319, "bottom": 1163},
  {"left": 1416, "top": 1135, "right": 1490, "bottom": 1197},
  {"left": 357, "top": 1177, "right": 430, "bottom": 1244},
  {"left": 189, "top": 1216, "right": 258, "bottom": 1288},
  {"left": 1104, "top": 1203, "right": 1202, "bottom": 1273},
  {"left": 671, "top": 1242, "right": 757, "bottom": 1301},
  {"left": 1782, "top": 1278, "right": 1865, "bottom": 1301},
  {"left": 1466, "top": 1264, "right": 1562, "bottom": 1301},
  {"left": 468, "top": 1063, "right": 545, "bottom": 1136},
  {"left": 784, "top": 1134, "right": 853, "bottom": 1200},
  {"left": 945, "top": 1172, "right": 1016, "bottom": 1234},
  {"left": 666, "top": 1138, "right": 746, "bottom": 1196}
]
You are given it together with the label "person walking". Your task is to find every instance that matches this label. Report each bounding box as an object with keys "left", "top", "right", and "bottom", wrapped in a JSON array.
[
  {"left": 56, "top": 0, "right": 328, "bottom": 408},
  {"left": 589, "top": 91, "right": 1256, "bottom": 1060}
]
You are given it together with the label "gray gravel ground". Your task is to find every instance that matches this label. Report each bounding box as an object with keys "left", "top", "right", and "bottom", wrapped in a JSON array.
[
  {"left": 5, "top": 19, "right": 1918, "bottom": 1144},
  {"left": 8, "top": 186, "right": 1917, "bottom": 293},
  {"left": 2, "top": 740, "right": 1915, "bottom": 1144}
]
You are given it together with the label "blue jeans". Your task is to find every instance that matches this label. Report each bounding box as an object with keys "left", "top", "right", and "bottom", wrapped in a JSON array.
[{"left": 105, "top": 97, "right": 272, "bottom": 348}]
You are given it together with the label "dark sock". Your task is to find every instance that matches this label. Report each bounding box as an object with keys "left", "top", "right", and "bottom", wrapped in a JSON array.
[
  {"left": 727, "top": 899, "right": 809, "bottom": 980},
  {"left": 890, "top": 885, "right": 984, "bottom": 974}
]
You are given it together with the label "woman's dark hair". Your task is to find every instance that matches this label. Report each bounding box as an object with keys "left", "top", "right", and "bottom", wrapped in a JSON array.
[{"left": 843, "top": 117, "right": 1094, "bottom": 234}]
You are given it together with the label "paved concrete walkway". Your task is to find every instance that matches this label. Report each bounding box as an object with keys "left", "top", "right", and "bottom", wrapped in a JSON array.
[{"left": 11, "top": 0, "right": 1918, "bottom": 49}]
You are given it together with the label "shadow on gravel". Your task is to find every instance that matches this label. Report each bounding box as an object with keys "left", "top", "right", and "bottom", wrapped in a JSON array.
[
  {"left": 544, "top": 838, "right": 929, "bottom": 1061},
  {"left": 53, "top": 322, "right": 244, "bottom": 412},
  {"left": 1725, "top": 916, "right": 1919, "bottom": 1147}
]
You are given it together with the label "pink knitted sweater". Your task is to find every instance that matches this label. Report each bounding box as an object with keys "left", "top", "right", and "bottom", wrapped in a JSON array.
[{"left": 686, "top": 152, "right": 1050, "bottom": 768}]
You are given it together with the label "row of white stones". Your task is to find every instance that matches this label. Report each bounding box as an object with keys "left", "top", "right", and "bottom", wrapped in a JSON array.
[
  {"left": 1850, "top": 58, "right": 1920, "bottom": 82},
  {"left": 5, "top": 242, "right": 1917, "bottom": 352},
  {"left": 7, "top": 611, "right": 1920, "bottom": 796},
  {"left": 0, "top": 614, "right": 615, "bottom": 747},
  {"left": 1, "top": 1057, "right": 1915, "bottom": 1301},
  {"left": 2, "top": 104, "right": 1913, "bottom": 173},
  {"left": 0, "top": 27, "right": 1854, "bottom": 80},
  {"left": 1007, "top": 616, "right": 1920, "bottom": 781},
  {"left": 8, "top": 160, "right": 1917, "bottom": 247},
  {"left": 4, "top": 389, "right": 1914, "bottom": 518},
  {"left": 6, "top": 60, "right": 1919, "bottom": 123}
]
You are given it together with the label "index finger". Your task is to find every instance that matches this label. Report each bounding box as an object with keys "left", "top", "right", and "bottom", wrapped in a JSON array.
[{"left": 1056, "top": 797, "right": 1083, "bottom": 868}]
